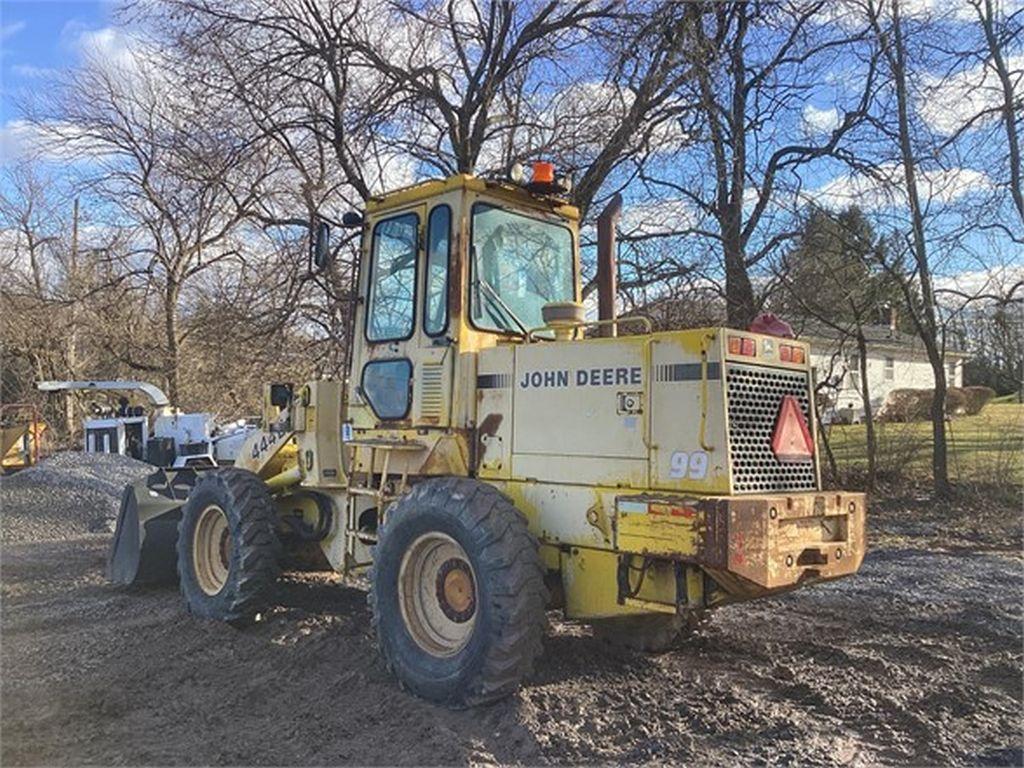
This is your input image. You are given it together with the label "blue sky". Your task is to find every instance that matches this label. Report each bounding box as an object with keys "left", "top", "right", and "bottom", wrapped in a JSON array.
[
  {"left": 1, "top": 1, "right": 112, "bottom": 122},
  {"left": 0, "top": 0, "right": 1019, "bottom": 291}
]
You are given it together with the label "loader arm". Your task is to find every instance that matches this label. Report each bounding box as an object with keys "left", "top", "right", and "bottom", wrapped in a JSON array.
[{"left": 109, "top": 381, "right": 344, "bottom": 586}]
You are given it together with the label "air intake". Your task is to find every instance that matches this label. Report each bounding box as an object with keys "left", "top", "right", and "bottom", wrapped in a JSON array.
[{"left": 417, "top": 363, "right": 445, "bottom": 422}]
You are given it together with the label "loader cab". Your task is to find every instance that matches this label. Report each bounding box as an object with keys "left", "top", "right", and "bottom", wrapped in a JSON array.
[{"left": 341, "top": 173, "right": 581, "bottom": 437}]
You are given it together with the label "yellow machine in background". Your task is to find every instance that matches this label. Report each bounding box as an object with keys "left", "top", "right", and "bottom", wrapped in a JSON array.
[
  {"left": 1, "top": 405, "right": 46, "bottom": 474},
  {"left": 112, "top": 164, "right": 866, "bottom": 706}
]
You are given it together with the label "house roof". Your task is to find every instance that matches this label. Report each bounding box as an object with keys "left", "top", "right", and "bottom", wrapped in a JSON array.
[{"left": 793, "top": 318, "right": 969, "bottom": 358}]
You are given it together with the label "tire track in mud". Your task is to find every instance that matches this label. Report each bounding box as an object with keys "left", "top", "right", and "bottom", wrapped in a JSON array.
[{"left": 1, "top": 534, "right": 1021, "bottom": 766}]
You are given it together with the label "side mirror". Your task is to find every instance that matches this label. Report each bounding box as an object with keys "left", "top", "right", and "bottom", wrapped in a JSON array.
[
  {"left": 311, "top": 220, "right": 331, "bottom": 273},
  {"left": 341, "top": 211, "right": 364, "bottom": 228}
]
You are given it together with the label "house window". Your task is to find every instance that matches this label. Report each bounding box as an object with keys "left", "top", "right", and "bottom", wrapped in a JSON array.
[
  {"left": 948, "top": 360, "right": 957, "bottom": 384},
  {"left": 885, "top": 356, "right": 894, "bottom": 381},
  {"left": 848, "top": 354, "right": 860, "bottom": 390}
]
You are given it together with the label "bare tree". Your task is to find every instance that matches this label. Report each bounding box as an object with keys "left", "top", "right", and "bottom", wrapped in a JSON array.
[
  {"left": 629, "top": 1, "right": 879, "bottom": 328},
  {"left": 968, "top": 0, "right": 1024, "bottom": 228},
  {"left": 30, "top": 37, "right": 281, "bottom": 406},
  {"left": 857, "top": 0, "right": 958, "bottom": 495},
  {"left": 0, "top": 163, "right": 131, "bottom": 437}
]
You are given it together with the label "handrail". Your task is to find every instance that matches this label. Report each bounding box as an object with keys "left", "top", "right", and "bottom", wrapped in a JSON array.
[{"left": 699, "top": 332, "right": 716, "bottom": 451}]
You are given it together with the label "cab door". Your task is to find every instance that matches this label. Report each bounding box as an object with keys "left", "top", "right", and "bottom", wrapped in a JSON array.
[
  {"left": 412, "top": 203, "right": 455, "bottom": 428},
  {"left": 356, "top": 205, "right": 424, "bottom": 427}
]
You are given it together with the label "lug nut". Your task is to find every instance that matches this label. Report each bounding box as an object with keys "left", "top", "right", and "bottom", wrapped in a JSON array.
[
  {"left": 769, "top": 507, "right": 778, "bottom": 519},
  {"left": 785, "top": 555, "right": 794, "bottom": 567},
  {"left": 835, "top": 548, "right": 843, "bottom": 560}
]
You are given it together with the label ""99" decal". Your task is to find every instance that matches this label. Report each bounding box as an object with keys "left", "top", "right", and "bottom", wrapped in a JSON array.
[{"left": 668, "top": 450, "right": 709, "bottom": 480}]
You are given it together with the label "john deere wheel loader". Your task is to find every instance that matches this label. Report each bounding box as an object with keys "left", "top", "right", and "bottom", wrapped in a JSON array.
[{"left": 111, "top": 163, "right": 866, "bottom": 706}]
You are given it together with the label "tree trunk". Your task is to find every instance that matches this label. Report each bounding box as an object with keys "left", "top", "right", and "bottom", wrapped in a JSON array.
[
  {"left": 164, "top": 281, "right": 181, "bottom": 408},
  {"left": 855, "top": 331, "right": 876, "bottom": 492},
  {"left": 979, "top": 0, "right": 1023, "bottom": 225},
  {"left": 64, "top": 198, "right": 80, "bottom": 441},
  {"left": 723, "top": 211, "right": 757, "bottom": 328},
  {"left": 812, "top": 378, "right": 841, "bottom": 484},
  {"left": 888, "top": 0, "right": 950, "bottom": 496}
]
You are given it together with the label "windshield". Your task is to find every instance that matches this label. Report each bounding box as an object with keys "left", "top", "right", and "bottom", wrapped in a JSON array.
[{"left": 470, "top": 203, "right": 574, "bottom": 333}]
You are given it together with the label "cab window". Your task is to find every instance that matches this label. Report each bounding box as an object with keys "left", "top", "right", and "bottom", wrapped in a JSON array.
[
  {"left": 366, "top": 212, "right": 418, "bottom": 342},
  {"left": 470, "top": 203, "right": 573, "bottom": 334},
  {"left": 424, "top": 206, "right": 451, "bottom": 336}
]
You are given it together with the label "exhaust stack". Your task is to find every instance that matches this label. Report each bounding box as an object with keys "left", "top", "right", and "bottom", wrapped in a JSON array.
[{"left": 596, "top": 193, "right": 622, "bottom": 338}]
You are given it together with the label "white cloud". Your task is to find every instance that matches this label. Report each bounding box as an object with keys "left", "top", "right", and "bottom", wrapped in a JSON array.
[
  {"left": 0, "top": 120, "right": 52, "bottom": 161},
  {"left": 73, "top": 25, "right": 137, "bottom": 69},
  {"left": 802, "top": 104, "right": 841, "bottom": 134},
  {"left": 934, "top": 265, "right": 1024, "bottom": 305},
  {"left": 0, "top": 119, "right": 109, "bottom": 164},
  {"left": 809, "top": 163, "right": 992, "bottom": 210},
  {"left": 0, "top": 20, "right": 26, "bottom": 42},
  {"left": 919, "top": 54, "right": 1024, "bottom": 135},
  {"left": 901, "top": 0, "right": 1024, "bottom": 21},
  {"left": 619, "top": 198, "right": 696, "bottom": 238},
  {"left": 819, "top": 0, "right": 1024, "bottom": 30},
  {"left": 11, "top": 63, "right": 56, "bottom": 79},
  {"left": 364, "top": 151, "right": 419, "bottom": 195}
]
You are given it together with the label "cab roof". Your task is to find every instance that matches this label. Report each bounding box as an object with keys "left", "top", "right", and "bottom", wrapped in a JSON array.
[{"left": 364, "top": 173, "right": 580, "bottom": 222}]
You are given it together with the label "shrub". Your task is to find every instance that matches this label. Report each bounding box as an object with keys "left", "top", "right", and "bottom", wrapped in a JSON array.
[
  {"left": 878, "top": 387, "right": 974, "bottom": 422},
  {"left": 879, "top": 389, "right": 930, "bottom": 422},
  {"left": 946, "top": 387, "right": 968, "bottom": 415},
  {"left": 961, "top": 386, "right": 996, "bottom": 415}
]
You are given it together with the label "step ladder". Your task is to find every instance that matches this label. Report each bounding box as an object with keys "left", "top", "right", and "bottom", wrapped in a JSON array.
[{"left": 343, "top": 438, "right": 425, "bottom": 568}]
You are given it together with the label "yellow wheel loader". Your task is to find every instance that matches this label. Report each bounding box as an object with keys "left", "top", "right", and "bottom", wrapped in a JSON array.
[{"left": 111, "top": 164, "right": 866, "bottom": 706}]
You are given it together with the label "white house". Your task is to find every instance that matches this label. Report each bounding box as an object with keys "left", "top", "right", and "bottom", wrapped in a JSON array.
[{"left": 797, "top": 319, "right": 967, "bottom": 423}]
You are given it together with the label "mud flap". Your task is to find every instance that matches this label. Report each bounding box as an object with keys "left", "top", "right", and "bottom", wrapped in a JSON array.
[{"left": 108, "top": 470, "right": 200, "bottom": 587}]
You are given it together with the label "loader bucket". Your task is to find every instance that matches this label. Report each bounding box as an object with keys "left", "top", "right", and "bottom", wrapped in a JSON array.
[{"left": 108, "top": 469, "right": 202, "bottom": 587}]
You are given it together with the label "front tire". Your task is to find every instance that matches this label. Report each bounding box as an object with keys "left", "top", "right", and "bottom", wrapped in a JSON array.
[
  {"left": 177, "top": 468, "right": 280, "bottom": 626},
  {"left": 369, "top": 478, "right": 547, "bottom": 707}
]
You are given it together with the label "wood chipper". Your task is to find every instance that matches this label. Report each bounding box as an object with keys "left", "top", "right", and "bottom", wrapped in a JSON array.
[{"left": 110, "top": 163, "right": 866, "bottom": 706}]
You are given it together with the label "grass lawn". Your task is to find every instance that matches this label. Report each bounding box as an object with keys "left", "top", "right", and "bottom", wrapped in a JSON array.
[{"left": 824, "top": 403, "right": 1024, "bottom": 486}]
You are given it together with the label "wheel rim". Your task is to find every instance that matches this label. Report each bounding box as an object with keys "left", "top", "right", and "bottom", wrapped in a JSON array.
[
  {"left": 193, "top": 504, "right": 232, "bottom": 596},
  {"left": 398, "top": 532, "right": 477, "bottom": 657}
]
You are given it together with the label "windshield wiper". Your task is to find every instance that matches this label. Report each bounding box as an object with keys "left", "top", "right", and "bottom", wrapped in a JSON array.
[{"left": 474, "top": 277, "right": 529, "bottom": 336}]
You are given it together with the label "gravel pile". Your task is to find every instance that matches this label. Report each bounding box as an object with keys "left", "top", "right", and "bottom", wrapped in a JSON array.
[{"left": 1, "top": 452, "right": 152, "bottom": 543}]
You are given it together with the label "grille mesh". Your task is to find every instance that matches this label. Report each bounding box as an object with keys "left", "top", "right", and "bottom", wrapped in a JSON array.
[{"left": 726, "top": 363, "right": 818, "bottom": 494}]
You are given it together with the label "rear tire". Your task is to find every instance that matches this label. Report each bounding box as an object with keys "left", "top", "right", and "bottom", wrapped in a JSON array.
[
  {"left": 369, "top": 478, "right": 547, "bottom": 707},
  {"left": 177, "top": 468, "right": 280, "bottom": 626},
  {"left": 592, "top": 611, "right": 707, "bottom": 653}
]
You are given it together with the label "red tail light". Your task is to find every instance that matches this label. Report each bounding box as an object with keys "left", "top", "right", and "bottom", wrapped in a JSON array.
[
  {"left": 779, "top": 344, "right": 806, "bottom": 364},
  {"left": 772, "top": 395, "right": 814, "bottom": 462},
  {"left": 728, "top": 335, "right": 756, "bottom": 357}
]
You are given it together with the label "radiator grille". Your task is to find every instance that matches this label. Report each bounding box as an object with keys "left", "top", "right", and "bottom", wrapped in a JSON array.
[
  {"left": 417, "top": 363, "right": 445, "bottom": 421},
  {"left": 726, "top": 363, "right": 818, "bottom": 494}
]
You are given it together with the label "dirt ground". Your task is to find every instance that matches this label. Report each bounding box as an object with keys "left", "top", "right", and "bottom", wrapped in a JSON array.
[{"left": 1, "top": 462, "right": 1021, "bottom": 766}]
